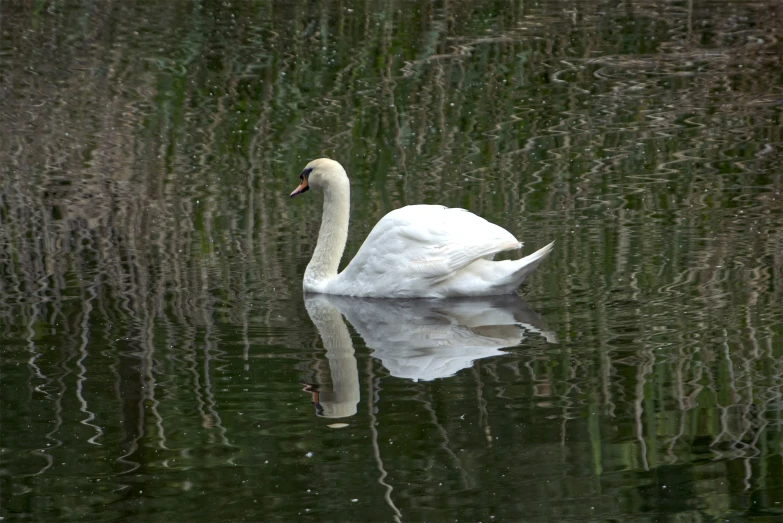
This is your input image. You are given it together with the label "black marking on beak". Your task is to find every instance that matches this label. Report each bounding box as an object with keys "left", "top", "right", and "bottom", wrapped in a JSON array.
[{"left": 290, "top": 167, "right": 313, "bottom": 198}]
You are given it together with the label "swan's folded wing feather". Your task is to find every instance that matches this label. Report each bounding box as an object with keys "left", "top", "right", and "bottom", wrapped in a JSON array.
[
  {"left": 408, "top": 257, "right": 450, "bottom": 275},
  {"left": 341, "top": 205, "right": 521, "bottom": 284}
]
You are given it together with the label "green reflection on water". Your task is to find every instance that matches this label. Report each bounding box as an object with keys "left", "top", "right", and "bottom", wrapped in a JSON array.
[{"left": 1, "top": 0, "right": 782, "bottom": 521}]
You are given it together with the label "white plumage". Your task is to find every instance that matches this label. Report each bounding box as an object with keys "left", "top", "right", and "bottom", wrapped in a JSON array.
[{"left": 290, "top": 158, "right": 554, "bottom": 298}]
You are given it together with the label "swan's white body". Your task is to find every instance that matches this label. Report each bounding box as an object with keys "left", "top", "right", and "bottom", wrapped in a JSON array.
[{"left": 291, "top": 159, "right": 554, "bottom": 298}]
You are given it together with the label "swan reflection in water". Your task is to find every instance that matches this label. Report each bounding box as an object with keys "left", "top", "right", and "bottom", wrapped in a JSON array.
[{"left": 302, "top": 293, "right": 555, "bottom": 418}]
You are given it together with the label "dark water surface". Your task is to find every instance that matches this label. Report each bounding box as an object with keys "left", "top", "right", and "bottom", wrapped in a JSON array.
[{"left": 2, "top": 0, "right": 782, "bottom": 521}]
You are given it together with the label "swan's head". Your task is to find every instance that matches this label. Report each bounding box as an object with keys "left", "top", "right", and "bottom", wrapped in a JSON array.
[{"left": 290, "top": 158, "right": 348, "bottom": 198}]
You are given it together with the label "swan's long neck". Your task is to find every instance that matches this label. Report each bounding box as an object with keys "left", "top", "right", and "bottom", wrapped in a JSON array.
[{"left": 304, "top": 177, "right": 350, "bottom": 291}]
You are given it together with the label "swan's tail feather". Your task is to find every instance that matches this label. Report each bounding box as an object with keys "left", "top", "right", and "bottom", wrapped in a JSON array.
[
  {"left": 505, "top": 241, "right": 554, "bottom": 288},
  {"left": 432, "top": 241, "right": 554, "bottom": 296}
]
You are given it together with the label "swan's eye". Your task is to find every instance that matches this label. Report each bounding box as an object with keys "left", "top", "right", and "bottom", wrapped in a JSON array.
[{"left": 300, "top": 167, "right": 313, "bottom": 181}]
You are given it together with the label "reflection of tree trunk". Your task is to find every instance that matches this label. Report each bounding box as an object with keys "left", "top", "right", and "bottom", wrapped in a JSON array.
[
  {"left": 117, "top": 340, "right": 145, "bottom": 474},
  {"left": 76, "top": 279, "right": 103, "bottom": 445},
  {"left": 417, "top": 382, "right": 473, "bottom": 489},
  {"left": 366, "top": 358, "right": 402, "bottom": 522},
  {"left": 472, "top": 363, "right": 493, "bottom": 446},
  {"left": 202, "top": 325, "right": 233, "bottom": 447},
  {"left": 634, "top": 354, "right": 653, "bottom": 471}
]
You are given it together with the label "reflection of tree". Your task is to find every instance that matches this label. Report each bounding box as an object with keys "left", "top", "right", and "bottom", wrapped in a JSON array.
[{"left": 0, "top": 0, "right": 781, "bottom": 520}]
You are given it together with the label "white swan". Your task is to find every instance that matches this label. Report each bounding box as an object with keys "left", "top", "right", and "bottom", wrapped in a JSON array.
[{"left": 291, "top": 158, "right": 554, "bottom": 298}]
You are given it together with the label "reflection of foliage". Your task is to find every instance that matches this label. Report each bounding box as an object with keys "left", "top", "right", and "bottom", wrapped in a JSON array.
[{"left": 1, "top": 0, "right": 781, "bottom": 520}]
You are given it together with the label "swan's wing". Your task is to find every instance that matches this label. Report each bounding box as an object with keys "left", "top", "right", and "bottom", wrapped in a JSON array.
[
  {"left": 340, "top": 205, "right": 520, "bottom": 285},
  {"left": 391, "top": 205, "right": 522, "bottom": 276}
]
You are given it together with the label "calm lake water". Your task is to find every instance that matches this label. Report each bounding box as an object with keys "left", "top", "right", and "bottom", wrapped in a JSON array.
[{"left": 1, "top": 0, "right": 782, "bottom": 521}]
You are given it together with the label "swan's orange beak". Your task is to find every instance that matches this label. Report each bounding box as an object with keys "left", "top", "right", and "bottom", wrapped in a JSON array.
[{"left": 290, "top": 177, "right": 309, "bottom": 198}]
